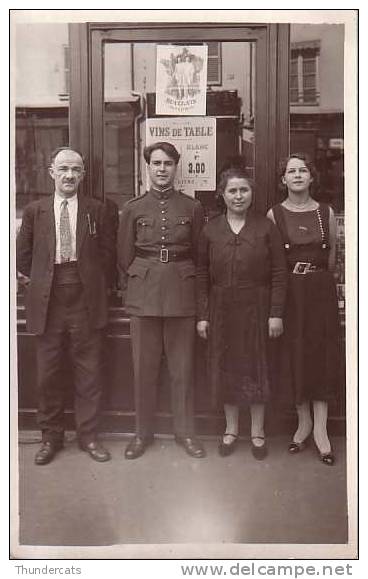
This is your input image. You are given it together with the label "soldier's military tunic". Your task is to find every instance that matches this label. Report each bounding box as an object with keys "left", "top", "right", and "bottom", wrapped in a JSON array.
[{"left": 118, "top": 187, "right": 205, "bottom": 438}]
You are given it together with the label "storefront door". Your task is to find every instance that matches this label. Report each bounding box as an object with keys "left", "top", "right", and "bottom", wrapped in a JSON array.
[
  {"left": 70, "top": 22, "right": 292, "bottom": 434},
  {"left": 19, "top": 22, "right": 291, "bottom": 434},
  {"left": 69, "top": 23, "right": 290, "bottom": 212}
]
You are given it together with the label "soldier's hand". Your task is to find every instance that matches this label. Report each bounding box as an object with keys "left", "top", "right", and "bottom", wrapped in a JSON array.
[{"left": 197, "top": 320, "right": 209, "bottom": 340}]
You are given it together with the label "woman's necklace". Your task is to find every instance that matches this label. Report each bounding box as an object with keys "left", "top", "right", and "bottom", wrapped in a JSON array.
[{"left": 284, "top": 197, "right": 316, "bottom": 211}]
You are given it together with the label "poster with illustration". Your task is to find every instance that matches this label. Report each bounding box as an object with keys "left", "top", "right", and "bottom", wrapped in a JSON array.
[
  {"left": 156, "top": 45, "right": 208, "bottom": 116},
  {"left": 145, "top": 117, "right": 216, "bottom": 196}
]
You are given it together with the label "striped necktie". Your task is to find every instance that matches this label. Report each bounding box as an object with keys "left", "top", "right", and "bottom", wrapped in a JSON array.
[{"left": 60, "top": 200, "right": 72, "bottom": 263}]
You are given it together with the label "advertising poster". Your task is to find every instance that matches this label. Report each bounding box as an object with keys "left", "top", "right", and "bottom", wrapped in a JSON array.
[
  {"left": 155, "top": 45, "right": 208, "bottom": 116},
  {"left": 145, "top": 117, "right": 216, "bottom": 197}
]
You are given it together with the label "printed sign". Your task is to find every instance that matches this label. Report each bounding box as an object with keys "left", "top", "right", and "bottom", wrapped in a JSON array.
[
  {"left": 156, "top": 45, "right": 208, "bottom": 116},
  {"left": 145, "top": 117, "right": 217, "bottom": 196}
]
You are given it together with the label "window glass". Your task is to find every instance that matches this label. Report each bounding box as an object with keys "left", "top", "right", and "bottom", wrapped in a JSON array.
[
  {"left": 15, "top": 24, "right": 70, "bottom": 219},
  {"left": 104, "top": 41, "right": 256, "bottom": 218}
]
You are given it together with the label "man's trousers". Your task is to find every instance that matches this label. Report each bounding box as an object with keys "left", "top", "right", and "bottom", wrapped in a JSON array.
[{"left": 36, "top": 269, "right": 104, "bottom": 444}]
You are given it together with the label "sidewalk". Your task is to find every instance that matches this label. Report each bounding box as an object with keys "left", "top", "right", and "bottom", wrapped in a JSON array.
[{"left": 16, "top": 434, "right": 348, "bottom": 550}]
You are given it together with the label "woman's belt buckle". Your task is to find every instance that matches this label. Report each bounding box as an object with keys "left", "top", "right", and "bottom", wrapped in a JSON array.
[{"left": 293, "top": 261, "right": 312, "bottom": 274}]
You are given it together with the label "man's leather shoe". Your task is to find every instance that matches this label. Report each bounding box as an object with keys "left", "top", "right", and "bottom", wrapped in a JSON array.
[
  {"left": 34, "top": 441, "right": 63, "bottom": 466},
  {"left": 79, "top": 440, "right": 111, "bottom": 462},
  {"left": 125, "top": 436, "right": 153, "bottom": 460},
  {"left": 175, "top": 436, "right": 206, "bottom": 458}
]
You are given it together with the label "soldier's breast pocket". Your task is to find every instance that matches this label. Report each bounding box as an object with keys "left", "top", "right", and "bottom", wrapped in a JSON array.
[
  {"left": 174, "top": 216, "right": 192, "bottom": 242},
  {"left": 136, "top": 217, "right": 154, "bottom": 243}
]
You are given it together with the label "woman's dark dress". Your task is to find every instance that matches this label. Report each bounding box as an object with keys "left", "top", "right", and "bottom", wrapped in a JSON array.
[
  {"left": 197, "top": 212, "right": 287, "bottom": 407},
  {"left": 271, "top": 203, "right": 340, "bottom": 404}
]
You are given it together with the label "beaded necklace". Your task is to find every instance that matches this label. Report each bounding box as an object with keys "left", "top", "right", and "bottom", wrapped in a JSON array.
[{"left": 316, "top": 207, "right": 328, "bottom": 249}]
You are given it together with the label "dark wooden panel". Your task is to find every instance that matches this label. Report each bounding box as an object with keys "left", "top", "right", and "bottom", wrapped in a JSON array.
[
  {"left": 276, "top": 25, "right": 291, "bottom": 180},
  {"left": 69, "top": 23, "right": 90, "bottom": 198}
]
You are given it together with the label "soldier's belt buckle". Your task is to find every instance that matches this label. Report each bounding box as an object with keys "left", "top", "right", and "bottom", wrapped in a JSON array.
[
  {"left": 160, "top": 248, "right": 169, "bottom": 263},
  {"left": 293, "top": 261, "right": 311, "bottom": 275}
]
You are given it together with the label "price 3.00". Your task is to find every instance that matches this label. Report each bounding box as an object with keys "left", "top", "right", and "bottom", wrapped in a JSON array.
[{"left": 188, "top": 162, "right": 206, "bottom": 175}]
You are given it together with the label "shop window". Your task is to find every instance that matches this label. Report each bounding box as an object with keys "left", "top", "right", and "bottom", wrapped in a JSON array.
[
  {"left": 58, "top": 44, "right": 70, "bottom": 101},
  {"left": 207, "top": 42, "right": 222, "bottom": 86},
  {"left": 15, "top": 107, "right": 69, "bottom": 215},
  {"left": 290, "top": 41, "right": 320, "bottom": 105}
]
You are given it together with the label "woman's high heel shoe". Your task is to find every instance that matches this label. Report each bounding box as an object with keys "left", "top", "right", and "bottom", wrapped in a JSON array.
[
  {"left": 318, "top": 452, "right": 335, "bottom": 466},
  {"left": 313, "top": 440, "right": 335, "bottom": 466},
  {"left": 288, "top": 435, "right": 310, "bottom": 454}
]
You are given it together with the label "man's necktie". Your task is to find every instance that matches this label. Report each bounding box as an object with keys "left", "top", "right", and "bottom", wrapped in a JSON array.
[{"left": 60, "top": 200, "right": 72, "bottom": 262}]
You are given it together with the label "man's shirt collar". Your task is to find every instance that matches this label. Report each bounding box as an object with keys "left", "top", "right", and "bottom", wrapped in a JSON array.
[{"left": 54, "top": 191, "right": 78, "bottom": 205}]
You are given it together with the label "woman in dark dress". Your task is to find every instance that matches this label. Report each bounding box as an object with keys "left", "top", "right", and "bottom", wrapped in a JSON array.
[
  {"left": 196, "top": 167, "right": 287, "bottom": 459},
  {"left": 267, "top": 153, "right": 340, "bottom": 465}
]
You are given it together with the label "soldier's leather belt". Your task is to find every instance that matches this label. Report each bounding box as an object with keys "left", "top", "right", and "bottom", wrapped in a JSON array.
[{"left": 136, "top": 248, "right": 192, "bottom": 263}]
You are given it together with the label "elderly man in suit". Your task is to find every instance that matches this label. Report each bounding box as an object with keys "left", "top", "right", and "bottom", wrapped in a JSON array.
[
  {"left": 17, "top": 147, "right": 113, "bottom": 465},
  {"left": 118, "top": 141, "right": 206, "bottom": 460}
]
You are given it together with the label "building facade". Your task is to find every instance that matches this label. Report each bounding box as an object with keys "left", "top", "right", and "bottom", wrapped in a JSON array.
[{"left": 14, "top": 21, "right": 345, "bottom": 433}]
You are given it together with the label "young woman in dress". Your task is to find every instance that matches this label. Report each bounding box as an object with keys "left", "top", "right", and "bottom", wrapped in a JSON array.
[
  {"left": 267, "top": 153, "right": 340, "bottom": 465},
  {"left": 196, "top": 167, "right": 287, "bottom": 459}
]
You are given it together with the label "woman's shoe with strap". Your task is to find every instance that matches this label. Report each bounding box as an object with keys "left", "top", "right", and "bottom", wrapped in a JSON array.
[
  {"left": 288, "top": 435, "right": 311, "bottom": 454},
  {"left": 251, "top": 436, "right": 268, "bottom": 460},
  {"left": 218, "top": 433, "right": 238, "bottom": 457}
]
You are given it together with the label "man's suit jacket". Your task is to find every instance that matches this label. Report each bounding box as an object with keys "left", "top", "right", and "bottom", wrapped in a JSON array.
[{"left": 17, "top": 194, "right": 114, "bottom": 335}]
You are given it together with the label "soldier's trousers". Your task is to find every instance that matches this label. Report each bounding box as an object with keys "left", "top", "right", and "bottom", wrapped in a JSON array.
[{"left": 130, "top": 316, "right": 196, "bottom": 438}]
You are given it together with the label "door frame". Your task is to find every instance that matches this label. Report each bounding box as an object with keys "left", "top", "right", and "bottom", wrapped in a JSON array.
[{"left": 69, "top": 21, "right": 290, "bottom": 213}]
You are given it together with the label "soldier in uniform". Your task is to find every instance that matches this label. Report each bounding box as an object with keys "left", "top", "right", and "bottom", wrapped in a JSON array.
[{"left": 118, "top": 141, "right": 206, "bottom": 459}]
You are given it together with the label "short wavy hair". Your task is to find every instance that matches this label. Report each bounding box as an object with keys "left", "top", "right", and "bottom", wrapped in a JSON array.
[
  {"left": 143, "top": 142, "right": 180, "bottom": 165},
  {"left": 217, "top": 166, "right": 255, "bottom": 197},
  {"left": 278, "top": 152, "right": 318, "bottom": 183},
  {"left": 216, "top": 165, "right": 255, "bottom": 213}
]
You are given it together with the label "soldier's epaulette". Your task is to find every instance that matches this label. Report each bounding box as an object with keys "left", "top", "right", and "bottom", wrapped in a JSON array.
[{"left": 126, "top": 191, "right": 149, "bottom": 204}]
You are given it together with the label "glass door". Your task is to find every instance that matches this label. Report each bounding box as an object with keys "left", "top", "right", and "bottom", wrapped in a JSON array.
[
  {"left": 67, "top": 21, "right": 289, "bottom": 426},
  {"left": 102, "top": 40, "right": 256, "bottom": 219},
  {"left": 69, "top": 23, "right": 289, "bottom": 215}
]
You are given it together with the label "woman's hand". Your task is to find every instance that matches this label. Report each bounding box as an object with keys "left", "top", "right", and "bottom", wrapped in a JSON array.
[
  {"left": 17, "top": 272, "right": 30, "bottom": 287},
  {"left": 268, "top": 317, "right": 283, "bottom": 338},
  {"left": 197, "top": 320, "right": 209, "bottom": 339}
]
